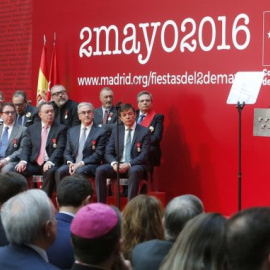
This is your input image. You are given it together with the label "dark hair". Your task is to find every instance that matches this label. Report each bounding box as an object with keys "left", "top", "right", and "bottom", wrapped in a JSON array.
[
  {"left": 57, "top": 175, "right": 94, "bottom": 207},
  {"left": 12, "top": 90, "right": 27, "bottom": 102},
  {"left": 0, "top": 172, "right": 28, "bottom": 205},
  {"left": 226, "top": 207, "right": 270, "bottom": 270},
  {"left": 119, "top": 103, "right": 135, "bottom": 115},
  {"left": 2, "top": 102, "right": 15, "bottom": 111},
  {"left": 137, "top": 91, "right": 153, "bottom": 102},
  {"left": 71, "top": 207, "right": 121, "bottom": 264}
]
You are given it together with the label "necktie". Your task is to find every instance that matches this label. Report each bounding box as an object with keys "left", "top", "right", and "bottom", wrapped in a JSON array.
[
  {"left": 0, "top": 127, "right": 9, "bottom": 158},
  {"left": 137, "top": 114, "right": 145, "bottom": 124},
  {"left": 124, "top": 128, "right": 132, "bottom": 162},
  {"left": 36, "top": 126, "right": 48, "bottom": 166},
  {"left": 103, "top": 109, "right": 109, "bottom": 125},
  {"left": 76, "top": 127, "right": 87, "bottom": 163},
  {"left": 17, "top": 115, "right": 23, "bottom": 125}
]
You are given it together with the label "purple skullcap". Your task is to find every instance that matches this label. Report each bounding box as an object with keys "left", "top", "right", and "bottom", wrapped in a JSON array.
[{"left": 71, "top": 203, "right": 118, "bottom": 239}]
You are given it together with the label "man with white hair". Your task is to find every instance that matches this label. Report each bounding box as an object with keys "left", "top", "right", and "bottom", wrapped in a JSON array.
[{"left": 0, "top": 189, "right": 59, "bottom": 269}]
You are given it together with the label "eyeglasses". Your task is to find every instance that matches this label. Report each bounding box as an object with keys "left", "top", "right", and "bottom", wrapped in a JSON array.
[
  {"left": 79, "top": 110, "right": 93, "bottom": 115},
  {"left": 52, "top": 90, "right": 67, "bottom": 97},
  {"left": 2, "top": 111, "right": 15, "bottom": 115}
]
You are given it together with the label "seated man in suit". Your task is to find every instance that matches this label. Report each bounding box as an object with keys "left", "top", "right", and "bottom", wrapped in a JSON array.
[
  {"left": 0, "top": 172, "right": 28, "bottom": 247},
  {"left": 93, "top": 87, "right": 118, "bottom": 135},
  {"left": 136, "top": 90, "right": 164, "bottom": 176},
  {"left": 47, "top": 175, "right": 93, "bottom": 269},
  {"left": 50, "top": 84, "right": 81, "bottom": 127},
  {"left": 12, "top": 90, "right": 40, "bottom": 126},
  {"left": 0, "top": 189, "right": 59, "bottom": 270},
  {"left": 0, "top": 103, "right": 28, "bottom": 173},
  {"left": 55, "top": 102, "right": 107, "bottom": 187},
  {"left": 15, "top": 102, "right": 67, "bottom": 198},
  {"left": 95, "top": 103, "right": 151, "bottom": 203},
  {"left": 131, "top": 194, "right": 204, "bottom": 270}
]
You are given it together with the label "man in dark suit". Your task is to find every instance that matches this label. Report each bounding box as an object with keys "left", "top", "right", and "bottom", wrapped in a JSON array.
[
  {"left": 136, "top": 91, "right": 164, "bottom": 173},
  {"left": 50, "top": 84, "right": 80, "bottom": 127},
  {"left": 131, "top": 195, "right": 204, "bottom": 270},
  {"left": 0, "top": 189, "right": 60, "bottom": 270},
  {"left": 0, "top": 172, "right": 28, "bottom": 247},
  {"left": 47, "top": 175, "right": 93, "bottom": 269},
  {"left": 0, "top": 103, "right": 28, "bottom": 173},
  {"left": 15, "top": 102, "right": 67, "bottom": 198},
  {"left": 55, "top": 102, "right": 107, "bottom": 187},
  {"left": 12, "top": 90, "right": 40, "bottom": 126},
  {"left": 93, "top": 87, "right": 118, "bottom": 135},
  {"left": 95, "top": 103, "right": 151, "bottom": 203}
]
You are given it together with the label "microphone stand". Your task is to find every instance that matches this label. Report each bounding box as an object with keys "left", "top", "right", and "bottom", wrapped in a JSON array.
[{"left": 115, "top": 101, "right": 122, "bottom": 209}]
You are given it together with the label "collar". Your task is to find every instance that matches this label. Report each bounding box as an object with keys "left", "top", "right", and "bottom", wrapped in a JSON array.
[
  {"left": 125, "top": 122, "right": 136, "bottom": 131},
  {"left": 81, "top": 123, "right": 93, "bottom": 130},
  {"left": 25, "top": 243, "right": 49, "bottom": 262}
]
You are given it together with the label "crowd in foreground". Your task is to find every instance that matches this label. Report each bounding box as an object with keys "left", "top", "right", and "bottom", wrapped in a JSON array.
[{"left": 0, "top": 172, "right": 269, "bottom": 270}]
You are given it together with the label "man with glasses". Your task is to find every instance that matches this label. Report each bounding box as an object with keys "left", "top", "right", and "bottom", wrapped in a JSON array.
[
  {"left": 55, "top": 102, "right": 107, "bottom": 188},
  {"left": 15, "top": 102, "right": 67, "bottom": 198},
  {"left": 51, "top": 84, "right": 80, "bottom": 127},
  {"left": 0, "top": 103, "right": 28, "bottom": 173},
  {"left": 12, "top": 90, "right": 40, "bottom": 126}
]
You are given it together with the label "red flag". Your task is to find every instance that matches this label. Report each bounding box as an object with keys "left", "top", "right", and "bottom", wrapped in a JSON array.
[
  {"left": 47, "top": 36, "right": 59, "bottom": 101},
  {"left": 263, "top": 11, "right": 270, "bottom": 66},
  {"left": 37, "top": 36, "right": 49, "bottom": 104}
]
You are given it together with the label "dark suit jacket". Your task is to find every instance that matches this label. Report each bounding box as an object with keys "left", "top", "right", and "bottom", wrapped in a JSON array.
[
  {"left": 0, "top": 216, "right": 8, "bottom": 247},
  {"left": 93, "top": 106, "right": 118, "bottom": 135},
  {"left": 64, "top": 125, "right": 107, "bottom": 164},
  {"left": 131, "top": 239, "right": 173, "bottom": 270},
  {"left": 0, "top": 124, "right": 27, "bottom": 161},
  {"left": 47, "top": 213, "right": 74, "bottom": 269},
  {"left": 15, "top": 104, "right": 40, "bottom": 127},
  {"left": 72, "top": 264, "right": 103, "bottom": 270},
  {"left": 136, "top": 112, "right": 164, "bottom": 166},
  {"left": 20, "top": 121, "right": 67, "bottom": 166},
  {"left": 52, "top": 99, "right": 81, "bottom": 127},
  {"left": 105, "top": 124, "right": 151, "bottom": 171},
  {"left": 0, "top": 244, "right": 60, "bottom": 269}
]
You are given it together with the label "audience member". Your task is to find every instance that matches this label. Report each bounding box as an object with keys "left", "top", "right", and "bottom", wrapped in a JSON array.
[
  {"left": 122, "top": 194, "right": 164, "bottom": 260},
  {"left": 51, "top": 84, "right": 80, "bottom": 127},
  {"left": 55, "top": 102, "right": 107, "bottom": 187},
  {"left": 0, "top": 91, "right": 4, "bottom": 123},
  {"left": 95, "top": 103, "right": 151, "bottom": 203},
  {"left": 0, "top": 189, "right": 59, "bottom": 269},
  {"left": 131, "top": 194, "right": 204, "bottom": 270},
  {"left": 15, "top": 102, "right": 67, "bottom": 197},
  {"left": 225, "top": 207, "right": 270, "bottom": 270},
  {"left": 0, "top": 103, "right": 28, "bottom": 173},
  {"left": 93, "top": 87, "right": 119, "bottom": 135},
  {"left": 0, "top": 172, "right": 28, "bottom": 247},
  {"left": 160, "top": 212, "right": 226, "bottom": 270},
  {"left": 70, "top": 203, "right": 131, "bottom": 270},
  {"left": 47, "top": 175, "right": 94, "bottom": 269},
  {"left": 12, "top": 90, "right": 40, "bottom": 126}
]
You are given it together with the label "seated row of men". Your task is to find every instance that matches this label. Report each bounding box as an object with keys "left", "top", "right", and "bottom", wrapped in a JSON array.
[{"left": 0, "top": 85, "right": 164, "bottom": 202}]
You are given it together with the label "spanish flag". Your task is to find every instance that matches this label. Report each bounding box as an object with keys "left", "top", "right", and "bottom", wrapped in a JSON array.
[
  {"left": 47, "top": 35, "right": 59, "bottom": 101},
  {"left": 37, "top": 36, "right": 48, "bottom": 104}
]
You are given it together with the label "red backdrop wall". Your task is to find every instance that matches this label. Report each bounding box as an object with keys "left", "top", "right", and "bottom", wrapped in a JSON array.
[{"left": 4, "top": 0, "right": 270, "bottom": 215}]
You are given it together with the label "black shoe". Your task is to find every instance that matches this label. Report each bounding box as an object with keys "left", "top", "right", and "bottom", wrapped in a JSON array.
[{"left": 121, "top": 187, "right": 128, "bottom": 197}]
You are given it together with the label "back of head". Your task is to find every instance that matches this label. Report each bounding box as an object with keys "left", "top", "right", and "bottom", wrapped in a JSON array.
[
  {"left": 164, "top": 194, "right": 204, "bottom": 241},
  {"left": 57, "top": 175, "right": 93, "bottom": 208},
  {"left": 71, "top": 203, "right": 121, "bottom": 265},
  {"left": 160, "top": 213, "right": 226, "bottom": 270},
  {"left": 226, "top": 207, "right": 270, "bottom": 270},
  {"left": 1, "top": 189, "right": 55, "bottom": 245},
  {"left": 122, "top": 195, "right": 164, "bottom": 260},
  {"left": 0, "top": 172, "right": 28, "bottom": 207}
]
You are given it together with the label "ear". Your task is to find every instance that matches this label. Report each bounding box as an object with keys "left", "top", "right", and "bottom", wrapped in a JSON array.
[
  {"left": 55, "top": 197, "right": 59, "bottom": 209},
  {"left": 81, "top": 195, "right": 91, "bottom": 206},
  {"left": 44, "top": 220, "right": 53, "bottom": 238},
  {"left": 162, "top": 217, "right": 165, "bottom": 230}
]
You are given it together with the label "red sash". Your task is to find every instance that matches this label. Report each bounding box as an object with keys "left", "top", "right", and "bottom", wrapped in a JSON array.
[{"left": 140, "top": 110, "right": 156, "bottom": 127}]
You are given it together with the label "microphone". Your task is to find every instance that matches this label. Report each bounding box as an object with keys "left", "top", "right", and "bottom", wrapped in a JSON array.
[{"left": 115, "top": 100, "right": 122, "bottom": 109}]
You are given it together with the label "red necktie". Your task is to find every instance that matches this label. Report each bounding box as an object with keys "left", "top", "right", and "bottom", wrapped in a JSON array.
[{"left": 103, "top": 110, "right": 108, "bottom": 125}]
